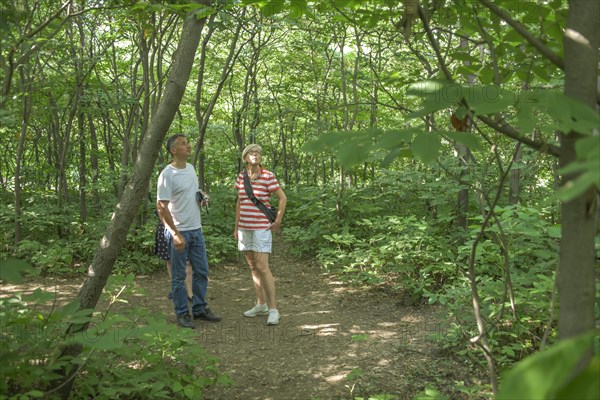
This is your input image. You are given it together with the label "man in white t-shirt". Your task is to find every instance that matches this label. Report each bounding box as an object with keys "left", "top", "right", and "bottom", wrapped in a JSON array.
[{"left": 157, "top": 134, "right": 220, "bottom": 328}]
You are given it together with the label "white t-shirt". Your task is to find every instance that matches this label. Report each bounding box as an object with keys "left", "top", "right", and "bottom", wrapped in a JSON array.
[{"left": 157, "top": 163, "right": 201, "bottom": 231}]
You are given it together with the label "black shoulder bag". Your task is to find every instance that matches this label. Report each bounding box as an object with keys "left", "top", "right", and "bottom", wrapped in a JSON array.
[{"left": 242, "top": 170, "right": 277, "bottom": 223}]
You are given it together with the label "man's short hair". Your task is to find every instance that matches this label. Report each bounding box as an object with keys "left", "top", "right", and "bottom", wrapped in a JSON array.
[{"left": 166, "top": 134, "right": 186, "bottom": 155}]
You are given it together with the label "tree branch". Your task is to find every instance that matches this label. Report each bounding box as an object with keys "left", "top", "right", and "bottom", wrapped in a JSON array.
[
  {"left": 475, "top": 115, "right": 561, "bottom": 157},
  {"left": 478, "top": 0, "right": 564, "bottom": 70},
  {"left": 419, "top": 5, "right": 561, "bottom": 158}
]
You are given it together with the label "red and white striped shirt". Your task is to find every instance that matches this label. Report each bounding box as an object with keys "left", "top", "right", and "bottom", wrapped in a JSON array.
[{"left": 235, "top": 168, "right": 280, "bottom": 230}]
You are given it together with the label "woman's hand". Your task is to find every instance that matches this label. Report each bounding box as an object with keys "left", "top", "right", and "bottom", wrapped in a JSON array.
[{"left": 269, "top": 220, "right": 282, "bottom": 233}]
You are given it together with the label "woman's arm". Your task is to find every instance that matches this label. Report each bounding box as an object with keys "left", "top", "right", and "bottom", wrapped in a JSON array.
[{"left": 270, "top": 188, "right": 287, "bottom": 232}]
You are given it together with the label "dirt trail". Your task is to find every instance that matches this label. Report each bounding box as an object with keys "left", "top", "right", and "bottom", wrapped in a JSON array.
[
  {"left": 185, "top": 243, "right": 453, "bottom": 399},
  {"left": 2, "top": 242, "right": 469, "bottom": 399}
]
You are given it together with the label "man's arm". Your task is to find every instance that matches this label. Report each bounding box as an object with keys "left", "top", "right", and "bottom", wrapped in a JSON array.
[{"left": 157, "top": 200, "right": 185, "bottom": 251}]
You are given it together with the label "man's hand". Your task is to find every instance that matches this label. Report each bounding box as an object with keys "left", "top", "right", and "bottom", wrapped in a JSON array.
[{"left": 173, "top": 232, "right": 186, "bottom": 252}]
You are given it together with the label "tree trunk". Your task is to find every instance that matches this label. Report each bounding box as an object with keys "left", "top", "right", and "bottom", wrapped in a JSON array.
[
  {"left": 508, "top": 143, "right": 522, "bottom": 205},
  {"left": 87, "top": 114, "right": 100, "bottom": 212},
  {"left": 14, "top": 59, "right": 32, "bottom": 246},
  {"left": 557, "top": 0, "right": 598, "bottom": 348},
  {"left": 76, "top": 16, "right": 87, "bottom": 223},
  {"left": 54, "top": 4, "right": 211, "bottom": 398},
  {"left": 455, "top": 37, "right": 473, "bottom": 232}
]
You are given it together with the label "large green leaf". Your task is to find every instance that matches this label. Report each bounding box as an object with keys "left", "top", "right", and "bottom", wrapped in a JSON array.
[
  {"left": 555, "top": 355, "right": 600, "bottom": 399},
  {"left": 380, "top": 147, "right": 411, "bottom": 167},
  {"left": 406, "top": 83, "right": 461, "bottom": 118},
  {"left": 556, "top": 167, "right": 600, "bottom": 202},
  {"left": 260, "top": 0, "right": 286, "bottom": 17},
  {"left": 289, "top": 0, "right": 307, "bottom": 18},
  {"left": 0, "top": 257, "right": 35, "bottom": 283},
  {"left": 377, "top": 129, "right": 415, "bottom": 149},
  {"left": 539, "top": 91, "right": 600, "bottom": 135},
  {"left": 497, "top": 331, "right": 598, "bottom": 400},
  {"left": 575, "top": 136, "right": 600, "bottom": 160},
  {"left": 467, "top": 86, "right": 515, "bottom": 116},
  {"left": 515, "top": 99, "right": 537, "bottom": 135},
  {"left": 442, "top": 131, "right": 483, "bottom": 151},
  {"left": 302, "top": 131, "right": 347, "bottom": 153},
  {"left": 411, "top": 133, "right": 442, "bottom": 163},
  {"left": 337, "top": 138, "right": 372, "bottom": 168}
]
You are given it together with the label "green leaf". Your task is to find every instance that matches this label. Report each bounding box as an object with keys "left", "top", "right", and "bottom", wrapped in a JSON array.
[
  {"left": 497, "top": 331, "right": 597, "bottom": 400},
  {"left": 456, "top": 65, "right": 478, "bottom": 78},
  {"left": 289, "top": 0, "right": 307, "bottom": 18},
  {"left": 407, "top": 81, "right": 463, "bottom": 116},
  {"left": 556, "top": 168, "right": 599, "bottom": 202},
  {"left": 377, "top": 129, "right": 415, "bottom": 149},
  {"left": 345, "top": 367, "right": 363, "bottom": 380},
  {"left": 380, "top": 148, "right": 403, "bottom": 167},
  {"left": 406, "top": 80, "right": 448, "bottom": 96},
  {"left": 337, "top": 139, "right": 372, "bottom": 168},
  {"left": 515, "top": 100, "right": 536, "bottom": 135},
  {"left": 566, "top": 97, "right": 600, "bottom": 134},
  {"left": 450, "top": 51, "right": 478, "bottom": 63},
  {"left": 575, "top": 136, "right": 600, "bottom": 160},
  {"left": 260, "top": 0, "right": 285, "bottom": 17},
  {"left": 442, "top": 131, "right": 483, "bottom": 151},
  {"left": 302, "top": 131, "right": 346, "bottom": 153},
  {"left": 0, "top": 257, "right": 35, "bottom": 283},
  {"left": 538, "top": 91, "right": 600, "bottom": 134},
  {"left": 412, "top": 133, "right": 442, "bottom": 163},
  {"left": 414, "top": 386, "right": 450, "bottom": 400},
  {"left": 478, "top": 66, "right": 495, "bottom": 85},
  {"left": 467, "top": 86, "right": 514, "bottom": 115},
  {"left": 351, "top": 333, "right": 369, "bottom": 341},
  {"left": 555, "top": 355, "right": 600, "bottom": 400},
  {"left": 502, "top": 29, "right": 525, "bottom": 46}
]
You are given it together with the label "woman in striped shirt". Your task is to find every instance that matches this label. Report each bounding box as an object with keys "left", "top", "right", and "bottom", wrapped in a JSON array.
[{"left": 234, "top": 144, "right": 287, "bottom": 325}]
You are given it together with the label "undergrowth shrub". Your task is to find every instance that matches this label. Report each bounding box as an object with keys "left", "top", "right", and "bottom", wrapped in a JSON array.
[
  {"left": 0, "top": 271, "right": 229, "bottom": 399},
  {"left": 426, "top": 205, "right": 560, "bottom": 368},
  {"left": 0, "top": 186, "right": 240, "bottom": 277},
  {"left": 318, "top": 215, "right": 456, "bottom": 299},
  {"left": 281, "top": 186, "right": 339, "bottom": 259}
]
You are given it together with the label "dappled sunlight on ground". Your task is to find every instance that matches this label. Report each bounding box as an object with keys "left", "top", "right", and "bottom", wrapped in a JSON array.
[{"left": 1, "top": 248, "right": 469, "bottom": 399}]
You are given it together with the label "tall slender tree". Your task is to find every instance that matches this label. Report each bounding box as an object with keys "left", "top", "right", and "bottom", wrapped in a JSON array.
[
  {"left": 557, "top": 0, "right": 598, "bottom": 347},
  {"left": 54, "top": 2, "right": 214, "bottom": 398}
]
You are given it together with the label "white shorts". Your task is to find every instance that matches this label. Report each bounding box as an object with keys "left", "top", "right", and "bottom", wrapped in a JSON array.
[{"left": 238, "top": 229, "right": 272, "bottom": 253}]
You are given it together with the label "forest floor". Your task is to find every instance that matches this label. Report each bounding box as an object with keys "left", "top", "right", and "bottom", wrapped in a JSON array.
[{"left": 2, "top": 237, "right": 486, "bottom": 400}]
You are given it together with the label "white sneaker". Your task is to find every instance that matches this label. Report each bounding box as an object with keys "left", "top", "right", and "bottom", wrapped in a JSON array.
[
  {"left": 243, "top": 303, "right": 269, "bottom": 317},
  {"left": 267, "top": 309, "right": 280, "bottom": 325}
]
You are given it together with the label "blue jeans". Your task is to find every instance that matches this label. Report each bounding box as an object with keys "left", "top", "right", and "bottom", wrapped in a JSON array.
[{"left": 166, "top": 228, "right": 209, "bottom": 316}]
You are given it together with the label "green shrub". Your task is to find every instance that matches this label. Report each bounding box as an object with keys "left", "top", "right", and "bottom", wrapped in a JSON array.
[{"left": 0, "top": 271, "right": 229, "bottom": 399}]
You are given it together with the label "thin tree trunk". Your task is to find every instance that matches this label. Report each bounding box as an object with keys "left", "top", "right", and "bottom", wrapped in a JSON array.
[
  {"left": 54, "top": 4, "right": 211, "bottom": 398},
  {"left": 508, "top": 143, "right": 522, "bottom": 205},
  {"left": 557, "top": 0, "right": 598, "bottom": 353},
  {"left": 87, "top": 114, "right": 100, "bottom": 212},
  {"left": 14, "top": 59, "right": 32, "bottom": 245},
  {"left": 76, "top": 16, "right": 87, "bottom": 222}
]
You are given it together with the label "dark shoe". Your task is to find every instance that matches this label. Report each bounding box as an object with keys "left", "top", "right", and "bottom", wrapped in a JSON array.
[
  {"left": 193, "top": 308, "right": 221, "bottom": 322},
  {"left": 188, "top": 296, "right": 193, "bottom": 302},
  {"left": 167, "top": 292, "right": 172, "bottom": 300},
  {"left": 176, "top": 314, "right": 195, "bottom": 329}
]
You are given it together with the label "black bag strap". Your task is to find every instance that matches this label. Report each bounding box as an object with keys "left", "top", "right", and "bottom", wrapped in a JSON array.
[{"left": 243, "top": 170, "right": 275, "bottom": 222}]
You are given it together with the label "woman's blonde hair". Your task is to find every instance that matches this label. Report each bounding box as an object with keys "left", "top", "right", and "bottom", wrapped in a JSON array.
[{"left": 241, "top": 144, "right": 262, "bottom": 162}]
